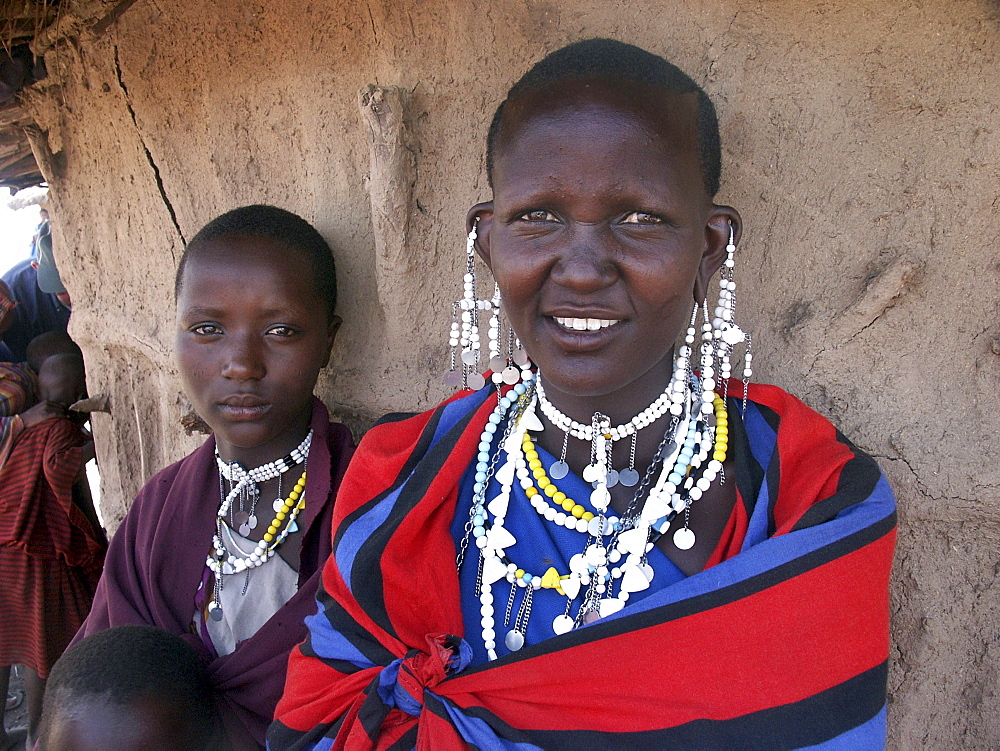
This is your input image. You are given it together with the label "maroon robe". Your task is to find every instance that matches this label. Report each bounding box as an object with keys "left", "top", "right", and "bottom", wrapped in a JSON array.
[{"left": 77, "top": 398, "right": 355, "bottom": 750}]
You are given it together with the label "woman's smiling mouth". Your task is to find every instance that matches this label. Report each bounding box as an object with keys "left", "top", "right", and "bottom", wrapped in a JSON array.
[{"left": 552, "top": 316, "right": 621, "bottom": 331}]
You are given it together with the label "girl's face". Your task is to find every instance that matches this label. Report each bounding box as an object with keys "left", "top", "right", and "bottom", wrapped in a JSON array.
[
  {"left": 472, "top": 81, "right": 737, "bottom": 414},
  {"left": 175, "top": 235, "right": 337, "bottom": 467}
]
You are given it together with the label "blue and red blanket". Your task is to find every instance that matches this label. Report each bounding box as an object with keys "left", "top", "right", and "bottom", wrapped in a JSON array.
[{"left": 270, "top": 382, "right": 896, "bottom": 750}]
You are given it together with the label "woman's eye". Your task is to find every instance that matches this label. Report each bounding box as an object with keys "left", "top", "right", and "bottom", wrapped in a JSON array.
[
  {"left": 622, "top": 211, "right": 663, "bottom": 225},
  {"left": 191, "top": 323, "right": 222, "bottom": 336},
  {"left": 518, "top": 209, "right": 557, "bottom": 222},
  {"left": 267, "top": 326, "right": 297, "bottom": 337}
]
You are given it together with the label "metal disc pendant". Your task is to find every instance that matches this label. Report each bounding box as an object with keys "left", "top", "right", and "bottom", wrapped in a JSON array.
[
  {"left": 582, "top": 609, "right": 600, "bottom": 625},
  {"left": 247, "top": 514, "right": 258, "bottom": 530},
  {"left": 549, "top": 460, "right": 570, "bottom": 480},
  {"left": 443, "top": 370, "right": 463, "bottom": 388},
  {"left": 619, "top": 468, "right": 640, "bottom": 487},
  {"left": 513, "top": 348, "right": 530, "bottom": 367},
  {"left": 272, "top": 498, "right": 285, "bottom": 512},
  {"left": 673, "top": 527, "right": 696, "bottom": 550},
  {"left": 233, "top": 510, "right": 250, "bottom": 526},
  {"left": 606, "top": 469, "right": 619, "bottom": 488},
  {"left": 209, "top": 604, "right": 224, "bottom": 622},
  {"left": 501, "top": 366, "right": 520, "bottom": 385},
  {"left": 552, "top": 614, "right": 574, "bottom": 635},
  {"left": 505, "top": 629, "right": 525, "bottom": 651},
  {"left": 461, "top": 349, "right": 478, "bottom": 366},
  {"left": 489, "top": 356, "right": 507, "bottom": 372},
  {"left": 467, "top": 372, "right": 486, "bottom": 390},
  {"left": 239, "top": 523, "right": 252, "bottom": 537}
]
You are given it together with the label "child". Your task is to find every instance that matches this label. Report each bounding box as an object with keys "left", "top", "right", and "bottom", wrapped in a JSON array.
[
  {"left": 36, "top": 625, "right": 222, "bottom": 751},
  {"left": 0, "top": 346, "right": 105, "bottom": 750},
  {"left": 76, "top": 205, "right": 356, "bottom": 750}
]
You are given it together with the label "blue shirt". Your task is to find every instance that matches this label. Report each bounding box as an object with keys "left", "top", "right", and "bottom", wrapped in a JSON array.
[{"left": 1, "top": 259, "right": 70, "bottom": 362}]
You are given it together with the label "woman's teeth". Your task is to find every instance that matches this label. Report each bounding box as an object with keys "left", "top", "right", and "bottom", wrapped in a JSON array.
[{"left": 554, "top": 317, "right": 619, "bottom": 331}]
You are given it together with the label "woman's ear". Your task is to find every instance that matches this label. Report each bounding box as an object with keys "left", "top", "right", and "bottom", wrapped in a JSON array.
[
  {"left": 467, "top": 202, "right": 495, "bottom": 268},
  {"left": 694, "top": 205, "right": 742, "bottom": 301},
  {"left": 322, "top": 315, "right": 342, "bottom": 368}
]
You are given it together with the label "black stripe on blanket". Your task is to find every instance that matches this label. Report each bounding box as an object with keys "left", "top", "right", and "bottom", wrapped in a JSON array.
[
  {"left": 266, "top": 710, "right": 348, "bottom": 751},
  {"left": 450, "top": 662, "right": 887, "bottom": 750},
  {"left": 386, "top": 725, "right": 419, "bottom": 751},
  {"left": 727, "top": 395, "right": 765, "bottom": 522},
  {"left": 755, "top": 401, "right": 785, "bottom": 539},
  {"left": 791, "top": 430, "right": 882, "bottom": 531},
  {"left": 300, "top": 583, "right": 398, "bottom": 673}
]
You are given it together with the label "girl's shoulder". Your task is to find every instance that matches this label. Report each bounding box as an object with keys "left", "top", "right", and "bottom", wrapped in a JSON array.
[{"left": 124, "top": 438, "right": 217, "bottom": 522}]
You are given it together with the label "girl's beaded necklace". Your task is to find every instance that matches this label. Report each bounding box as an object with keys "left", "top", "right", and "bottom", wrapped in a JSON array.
[
  {"left": 459, "top": 362, "right": 729, "bottom": 660},
  {"left": 208, "top": 430, "right": 313, "bottom": 622}
]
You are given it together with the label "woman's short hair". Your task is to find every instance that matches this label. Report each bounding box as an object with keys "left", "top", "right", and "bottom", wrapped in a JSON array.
[{"left": 486, "top": 38, "right": 722, "bottom": 197}]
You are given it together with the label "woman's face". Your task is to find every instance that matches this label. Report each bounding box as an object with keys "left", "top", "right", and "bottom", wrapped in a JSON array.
[
  {"left": 474, "top": 81, "right": 736, "bottom": 411},
  {"left": 175, "top": 236, "right": 337, "bottom": 467}
]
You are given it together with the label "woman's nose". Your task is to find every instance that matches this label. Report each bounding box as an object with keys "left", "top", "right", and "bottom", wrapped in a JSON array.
[
  {"left": 549, "top": 224, "right": 619, "bottom": 292},
  {"left": 221, "top": 335, "right": 266, "bottom": 381}
]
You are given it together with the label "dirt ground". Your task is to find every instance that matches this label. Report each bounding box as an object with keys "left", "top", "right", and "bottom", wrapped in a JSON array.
[{"left": 3, "top": 670, "right": 28, "bottom": 749}]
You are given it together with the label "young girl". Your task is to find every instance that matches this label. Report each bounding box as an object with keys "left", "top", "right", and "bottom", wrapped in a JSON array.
[{"left": 77, "top": 205, "right": 355, "bottom": 751}]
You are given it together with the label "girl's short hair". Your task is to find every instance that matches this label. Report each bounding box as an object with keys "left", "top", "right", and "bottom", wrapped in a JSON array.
[{"left": 176, "top": 204, "right": 339, "bottom": 322}]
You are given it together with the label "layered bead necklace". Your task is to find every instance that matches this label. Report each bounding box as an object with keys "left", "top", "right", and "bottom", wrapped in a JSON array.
[
  {"left": 458, "top": 359, "right": 730, "bottom": 661},
  {"left": 207, "top": 430, "right": 313, "bottom": 621}
]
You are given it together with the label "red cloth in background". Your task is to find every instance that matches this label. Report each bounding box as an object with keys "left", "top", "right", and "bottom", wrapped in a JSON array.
[{"left": 0, "top": 417, "right": 105, "bottom": 676}]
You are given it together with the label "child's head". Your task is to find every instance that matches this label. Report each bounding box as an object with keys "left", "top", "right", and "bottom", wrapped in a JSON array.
[
  {"left": 27, "top": 333, "right": 86, "bottom": 406},
  {"left": 176, "top": 204, "right": 338, "bottom": 323},
  {"left": 36, "top": 353, "right": 86, "bottom": 406},
  {"left": 38, "top": 625, "right": 219, "bottom": 751},
  {"left": 173, "top": 205, "right": 340, "bottom": 466},
  {"left": 26, "top": 332, "right": 83, "bottom": 374}
]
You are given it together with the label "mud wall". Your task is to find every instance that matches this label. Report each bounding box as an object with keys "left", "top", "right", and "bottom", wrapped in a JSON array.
[{"left": 22, "top": 0, "right": 999, "bottom": 745}]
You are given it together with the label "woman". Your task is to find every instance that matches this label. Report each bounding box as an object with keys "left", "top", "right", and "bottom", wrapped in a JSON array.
[{"left": 272, "top": 40, "right": 896, "bottom": 750}]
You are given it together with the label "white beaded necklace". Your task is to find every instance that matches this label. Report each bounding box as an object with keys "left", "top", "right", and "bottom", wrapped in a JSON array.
[
  {"left": 216, "top": 430, "right": 313, "bottom": 517},
  {"left": 536, "top": 378, "right": 673, "bottom": 441},
  {"left": 536, "top": 372, "right": 681, "bottom": 487},
  {"left": 208, "top": 430, "right": 313, "bottom": 622},
  {"left": 463, "top": 364, "right": 727, "bottom": 660}
]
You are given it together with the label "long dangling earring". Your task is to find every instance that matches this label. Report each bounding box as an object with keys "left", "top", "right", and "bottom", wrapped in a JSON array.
[
  {"left": 445, "top": 220, "right": 533, "bottom": 391},
  {"left": 444, "top": 221, "right": 486, "bottom": 390},
  {"left": 711, "top": 223, "right": 753, "bottom": 412}
]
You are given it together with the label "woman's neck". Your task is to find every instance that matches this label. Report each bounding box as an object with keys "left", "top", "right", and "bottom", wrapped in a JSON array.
[{"left": 535, "top": 359, "right": 674, "bottom": 430}]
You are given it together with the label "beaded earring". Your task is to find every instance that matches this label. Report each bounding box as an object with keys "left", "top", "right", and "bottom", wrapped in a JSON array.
[
  {"left": 711, "top": 223, "right": 753, "bottom": 409},
  {"left": 444, "top": 221, "right": 490, "bottom": 390},
  {"left": 444, "top": 221, "right": 533, "bottom": 391}
]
